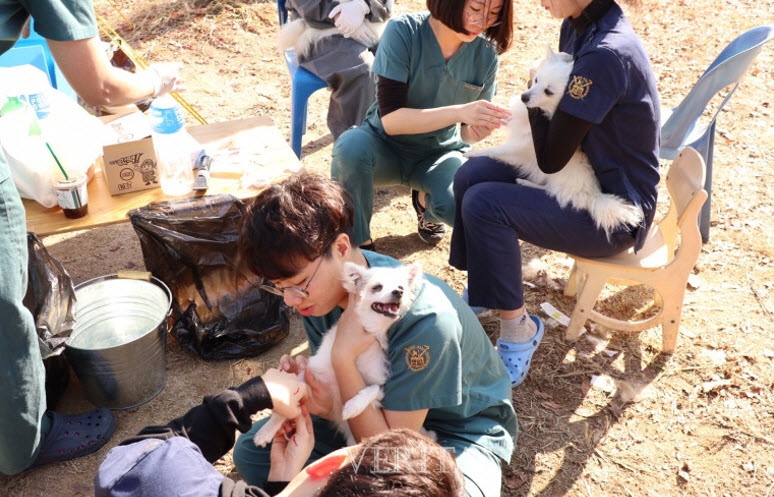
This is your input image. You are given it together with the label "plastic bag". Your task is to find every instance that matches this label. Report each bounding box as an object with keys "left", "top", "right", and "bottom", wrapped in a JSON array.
[
  {"left": 22, "top": 233, "right": 77, "bottom": 409},
  {"left": 129, "top": 194, "right": 289, "bottom": 360},
  {"left": 0, "top": 65, "right": 104, "bottom": 207}
]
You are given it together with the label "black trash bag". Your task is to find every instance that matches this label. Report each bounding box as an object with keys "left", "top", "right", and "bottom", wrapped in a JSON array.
[
  {"left": 128, "top": 194, "right": 289, "bottom": 360},
  {"left": 23, "top": 233, "right": 76, "bottom": 410}
]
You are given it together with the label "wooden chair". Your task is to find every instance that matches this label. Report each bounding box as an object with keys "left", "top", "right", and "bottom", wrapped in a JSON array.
[{"left": 562, "top": 147, "right": 708, "bottom": 353}]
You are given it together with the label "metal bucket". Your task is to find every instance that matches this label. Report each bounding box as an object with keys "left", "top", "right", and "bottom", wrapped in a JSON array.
[{"left": 65, "top": 273, "right": 172, "bottom": 409}]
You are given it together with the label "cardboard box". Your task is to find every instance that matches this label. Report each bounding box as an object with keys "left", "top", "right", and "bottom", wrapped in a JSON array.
[{"left": 99, "top": 112, "right": 160, "bottom": 195}]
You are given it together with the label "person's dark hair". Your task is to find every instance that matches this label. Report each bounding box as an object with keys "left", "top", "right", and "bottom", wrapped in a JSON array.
[
  {"left": 318, "top": 429, "right": 465, "bottom": 497},
  {"left": 427, "top": 0, "right": 513, "bottom": 54},
  {"left": 238, "top": 172, "right": 354, "bottom": 280}
]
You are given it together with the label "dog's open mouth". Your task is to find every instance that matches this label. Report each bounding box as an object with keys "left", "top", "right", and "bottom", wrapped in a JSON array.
[{"left": 371, "top": 302, "right": 400, "bottom": 317}]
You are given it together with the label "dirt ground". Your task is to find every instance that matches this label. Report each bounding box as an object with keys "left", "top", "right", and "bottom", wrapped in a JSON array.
[{"left": 3, "top": 0, "right": 774, "bottom": 496}]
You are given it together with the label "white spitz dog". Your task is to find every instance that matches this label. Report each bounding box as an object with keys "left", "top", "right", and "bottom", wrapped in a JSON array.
[
  {"left": 277, "top": 0, "right": 387, "bottom": 58},
  {"left": 253, "top": 261, "right": 422, "bottom": 447},
  {"left": 465, "top": 47, "right": 643, "bottom": 239}
]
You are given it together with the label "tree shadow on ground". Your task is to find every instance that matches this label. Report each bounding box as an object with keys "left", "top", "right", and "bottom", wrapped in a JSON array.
[{"left": 506, "top": 286, "right": 671, "bottom": 496}]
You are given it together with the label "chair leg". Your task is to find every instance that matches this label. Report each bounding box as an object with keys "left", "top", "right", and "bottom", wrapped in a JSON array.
[
  {"left": 289, "top": 92, "right": 304, "bottom": 159},
  {"left": 566, "top": 272, "right": 606, "bottom": 342},
  {"left": 657, "top": 285, "right": 688, "bottom": 354},
  {"left": 564, "top": 263, "right": 579, "bottom": 297},
  {"left": 691, "top": 120, "right": 716, "bottom": 243}
]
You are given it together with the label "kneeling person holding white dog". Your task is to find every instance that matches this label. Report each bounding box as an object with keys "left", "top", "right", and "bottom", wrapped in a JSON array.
[{"left": 234, "top": 173, "right": 518, "bottom": 497}]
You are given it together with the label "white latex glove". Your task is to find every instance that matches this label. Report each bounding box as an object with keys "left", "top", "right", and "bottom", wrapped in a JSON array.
[
  {"left": 348, "top": 21, "right": 380, "bottom": 48},
  {"left": 146, "top": 62, "right": 184, "bottom": 97},
  {"left": 328, "top": 0, "right": 369, "bottom": 38}
]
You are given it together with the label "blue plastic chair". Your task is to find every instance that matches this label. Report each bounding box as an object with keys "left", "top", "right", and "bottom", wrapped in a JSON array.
[
  {"left": 277, "top": 0, "right": 329, "bottom": 159},
  {"left": 659, "top": 25, "right": 774, "bottom": 243},
  {"left": 0, "top": 18, "right": 77, "bottom": 100}
]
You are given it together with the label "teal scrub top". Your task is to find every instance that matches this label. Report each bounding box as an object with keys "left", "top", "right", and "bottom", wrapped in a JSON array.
[
  {"left": 362, "top": 12, "right": 500, "bottom": 155},
  {"left": 303, "top": 251, "right": 518, "bottom": 463},
  {"left": 0, "top": 0, "right": 97, "bottom": 53}
]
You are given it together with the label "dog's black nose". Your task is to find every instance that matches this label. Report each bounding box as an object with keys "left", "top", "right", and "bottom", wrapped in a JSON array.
[
  {"left": 521, "top": 93, "right": 529, "bottom": 103},
  {"left": 392, "top": 289, "right": 403, "bottom": 298}
]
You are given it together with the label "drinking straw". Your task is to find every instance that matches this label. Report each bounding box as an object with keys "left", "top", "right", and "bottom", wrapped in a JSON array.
[
  {"left": 46, "top": 142, "right": 70, "bottom": 181},
  {"left": 28, "top": 114, "right": 70, "bottom": 180}
]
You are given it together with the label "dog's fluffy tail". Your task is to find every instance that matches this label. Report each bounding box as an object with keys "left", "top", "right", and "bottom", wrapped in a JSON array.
[
  {"left": 277, "top": 18, "right": 307, "bottom": 52},
  {"left": 589, "top": 194, "right": 644, "bottom": 240}
]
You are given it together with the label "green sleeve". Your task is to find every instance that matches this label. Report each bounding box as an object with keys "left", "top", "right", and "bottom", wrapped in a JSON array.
[
  {"left": 371, "top": 18, "right": 412, "bottom": 83},
  {"left": 381, "top": 311, "right": 463, "bottom": 412},
  {"left": 24, "top": 0, "right": 97, "bottom": 42}
]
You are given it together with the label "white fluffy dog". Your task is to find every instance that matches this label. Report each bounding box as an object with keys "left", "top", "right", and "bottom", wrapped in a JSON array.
[
  {"left": 465, "top": 47, "right": 643, "bottom": 238},
  {"left": 277, "top": 0, "right": 387, "bottom": 58},
  {"left": 253, "top": 261, "right": 422, "bottom": 447}
]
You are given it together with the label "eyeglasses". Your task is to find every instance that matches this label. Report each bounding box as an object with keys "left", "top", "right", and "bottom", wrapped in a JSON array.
[
  {"left": 260, "top": 252, "right": 326, "bottom": 300},
  {"left": 464, "top": 2, "right": 503, "bottom": 28}
]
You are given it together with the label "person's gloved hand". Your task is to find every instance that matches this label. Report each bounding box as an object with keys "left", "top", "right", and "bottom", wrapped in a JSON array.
[
  {"left": 328, "top": 0, "right": 370, "bottom": 38},
  {"left": 146, "top": 62, "right": 184, "bottom": 97}
]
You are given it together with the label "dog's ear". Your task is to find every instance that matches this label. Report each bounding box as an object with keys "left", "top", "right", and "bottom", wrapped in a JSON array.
[
  {"left": 341, "top": 262, "right": 367, "bottom": 293},
  {"left": 557, "top": 51, "right": 574, "bottom": 63},
  {"left": 545, "top": 45, "right": 556, "bottom": 60},
  {"left": 405, "top": 263, "right": 423, "bottom": 292}
]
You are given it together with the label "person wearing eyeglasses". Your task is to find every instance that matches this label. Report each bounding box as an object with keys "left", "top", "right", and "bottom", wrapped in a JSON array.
[
  {"left": 330, "top": 0, "right": 513, "bottom": 251},
  {"left": 235, "top": 172, "right": 518, "bottom": 497}
]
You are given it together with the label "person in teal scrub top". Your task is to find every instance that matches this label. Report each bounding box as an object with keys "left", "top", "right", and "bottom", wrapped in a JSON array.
[
  {"left": 234, "top": 173, "right": 518, "bottom": 497},
  {"left": 331, "top": 0, "right": 513, "bottom": 250}
]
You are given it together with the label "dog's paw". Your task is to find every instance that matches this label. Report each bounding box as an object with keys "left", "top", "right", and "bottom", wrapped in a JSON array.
[
  {"left": 252, "top": 427, "right": 276, "bottom": 448},
  {"left": 252, "top": 414, "right": 286, "bottom": 447},
  {"left": 342, "top": 397, "right": 369, "bottom": 420}
]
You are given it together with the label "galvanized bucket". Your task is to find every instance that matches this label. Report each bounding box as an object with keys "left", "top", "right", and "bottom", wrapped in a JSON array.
[{"left": 65, "top": 273, "right": 172, "bottom": 409}]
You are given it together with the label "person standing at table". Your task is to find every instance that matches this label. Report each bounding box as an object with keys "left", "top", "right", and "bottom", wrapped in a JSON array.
[
  {"left": 330, "top": 0, "right": 513, "bottom": 250},
  {"left": 0, "top": 0, "right": 183, "bottom": 475}
]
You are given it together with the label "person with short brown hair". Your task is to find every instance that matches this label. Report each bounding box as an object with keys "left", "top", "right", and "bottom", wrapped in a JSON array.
[{"left": 235, "top": 173, "right": 517, "bottom": 497}]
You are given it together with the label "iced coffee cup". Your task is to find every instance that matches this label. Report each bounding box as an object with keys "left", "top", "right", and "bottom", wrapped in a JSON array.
[{"left": 53, "top": 175, "right": 89, "bottom": 219}]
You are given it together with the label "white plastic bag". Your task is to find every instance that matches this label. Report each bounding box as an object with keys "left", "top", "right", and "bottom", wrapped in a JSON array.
[{"left": 0, "top": 65, "right": 104, "bottom": 207}]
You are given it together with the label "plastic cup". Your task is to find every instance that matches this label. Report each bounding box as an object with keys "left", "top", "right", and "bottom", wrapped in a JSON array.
[{"left": 53, "top": 175, "right": 89, "bottom": 219}]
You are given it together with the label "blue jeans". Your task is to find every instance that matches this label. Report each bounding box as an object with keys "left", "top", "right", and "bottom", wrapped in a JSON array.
[
  {"left": 449, "top": 157, "right": 636, "bottom": 311},
  {"left": 0, "top": 159, "right": 48, "bottom": 475}
]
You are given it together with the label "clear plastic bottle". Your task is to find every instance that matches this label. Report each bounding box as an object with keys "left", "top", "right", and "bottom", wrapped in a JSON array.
[{"left": 149, "top": 96, "right": 196, "bottom": 196}]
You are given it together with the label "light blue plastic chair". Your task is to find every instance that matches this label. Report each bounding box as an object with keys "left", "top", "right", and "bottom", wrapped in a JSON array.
[
  {"left": 277, "top": 0, "right": 329, "bottom": 159},
  {"left": 0, "top": 18, "right": 77, "bottom": 99},
  {"left": 659, "top": 25, "right": 774, "bottom": 242}
]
